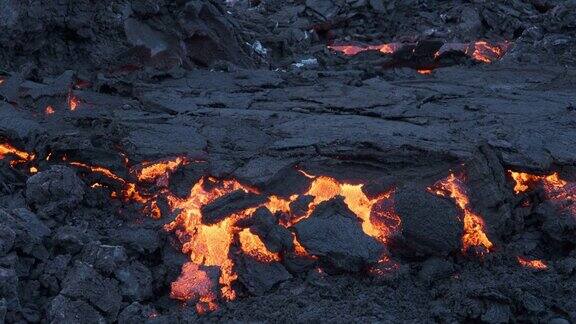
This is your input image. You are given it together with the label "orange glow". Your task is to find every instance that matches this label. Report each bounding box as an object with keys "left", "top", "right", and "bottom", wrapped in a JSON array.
[
  {"left": 69, "top": 161, "right": 126, "bottom": 183},
  {"left": 133, "top": 156, "right": 188, "bottom": 184},
  {"left": 329, "top": 41, "right": 510, "bottom": 64},
  {"left": 0, "top": 78, "right": 4, "bottom": 85},
  {"left": 170, "top": 262, "right": 219, "bottom": 314},
  {"left": 517, "top": 256, "right": 548, "bottom": 270},
  {"left": 68, "top": 92, "right": 80, "bottom": 111},
  {"left": 328, "top": 43, "right": 398, "bottom": 56},
  {"left": 238, "top": 228, "right": 280, "bottom": 263},
  {"left": 468, "top": 41, "right": 509, "bottom": 63},
  {"left": 509, "top": 171, "right": 575, "bottom": 217},
  {"left": 164, "top": 172, "right": 399, "bottom": 310},
  {"left": 417, "top": 69, "right": 433, "bottom": 75},
  {"left": 0, "top": 142, "right": 35, "bottom": 166},
  {"left": 429, "top": 173, "right": 493, "bottom": 253},
  {"left": 45, "top": 106, "right": 55, "bottom": 115},
  {"left": 29, "top": 166, "right": 38, "bottom": 174}
]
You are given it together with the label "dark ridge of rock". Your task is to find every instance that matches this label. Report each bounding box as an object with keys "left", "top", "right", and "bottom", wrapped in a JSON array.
[
  {"left": 395, "top": 184, "right": 463, "bottom": 256},
  {"left": 48, "top": 294, "right": 106, "bottom": 324},
  {"left": 114, "top": 261, "right": 153, "bottom": 302},
  {"left": 294, "top": 196, "right": 383, "bottom": 272},
  {"left": 117, "top": 302, "right": 157, "bottom": 324},
  {"left": 417, "top": 257, "right": 455, "bottom": 285},
  {"left": 248, "top": 207, "right": 294, "bottom": 253},
  {"left": 81, "top": 242, "right": 129, "bottom": 275},
  {"left": 289, "top": 195, "right": 314, "bottom": 219},
  {"left": 0, "top": 208, "right": 50, "bottom": 259},
  {"left": 465, "top": 144, "right": 515, "bottom": 240},
  {"left": 0, "top": 0, "right": 255, "bottom": 76},
  {"left": 25, "top": 166, "right": 85, "bottom": 221},
  {"left": 61, "top": 261, "right": 122, "bottom": 321},
  {"left": 0, "top": 267, "right": 20, "bottom": 313},
  {"left": 201, "top": 190, "right": 267, "bottom": 224},
  {"left": 106, "top": 227, "right": 160, "bottom": 255},
  {"left": 262, "top": 167, "right": 312, "bottom": 198},
  {"left": 234, "top": 254, "right": 292, "bottom": 296}
]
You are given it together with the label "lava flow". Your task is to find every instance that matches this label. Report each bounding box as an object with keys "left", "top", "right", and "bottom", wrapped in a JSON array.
[
  {"left": 429, "top": 173, "right": 493, "bottom": 254},
  {"left": 517, "top": 256, "right": 548, "bottom": 270},
  {"left": 509, "top": 171, "right": 575, "bottom": 217},
  {"left": 164, "top": 172, "right": 400, "bottom": 312},
  {"left": 329, "top": 40, "right": 510, "bottom": 64},
  {"left": 0, "top": 142, "right": 35, "bottom": 166}
]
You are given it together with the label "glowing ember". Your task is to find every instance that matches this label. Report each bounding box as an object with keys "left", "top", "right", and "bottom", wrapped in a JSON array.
[
  {"left": 68, "top": 92, "right": 80, "bottom": 111},
  {"left": 29, "top": 166, "right": 38, "bottom": 174},
  {"left": 468, "top": 41, "right": 509, "bottom": 64},
  {"left": 0, "top": 142, "right": 35, "bottom": 166},
  {"left": 509, "top": 171, "right": 575, "bottom": 217},
  {"left": 329, "top": 40, "right": 510, "bottom": 64},
  {"left": 0, "top": 78, "right": 4, "bottom": 85},
  {"left": 417, "top": 69, "right": 433, "bottom": 75},
  {"left": 517, "top": 256, "right": 548, "bottom": 270},
  {"left": 45, "top": 105, "right": 55, "bottom": 115},
  {"left": 429, "top": 173, "right": 493, "bottom": 253},
  {"left": 328, "top": 43, "right": 398, "bottom": 56},
  {"left": 133, "top": 156, "right": 189, "bottom": 184}
]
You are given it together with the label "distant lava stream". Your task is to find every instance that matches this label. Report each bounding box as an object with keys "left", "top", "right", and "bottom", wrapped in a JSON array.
[{"left": 328, "top": 40, "right": 511, "bottom": 71}]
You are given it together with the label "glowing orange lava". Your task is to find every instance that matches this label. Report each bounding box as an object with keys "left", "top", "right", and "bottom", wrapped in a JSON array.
[
  {"left": 509, "top": 171, "right": 575, "bottom": 217},
  {"left": 45, "top": 106, "right": 55, "bottom": 115},
  {"left": 429, "top": 173, "right": 493, "bottom": 253},
  {"left": 328, "top": 43, "right": 398, "bottom": 56},
  {"left": 164, "top": 172, "right": 400, "bottom": 311},
  {"left": 0, "top": 143, "right": 35, "bottom": 166},
  {"left": 133, "top": 156, "right": 189, "bottom": 184},
  {"left": 417, "top": 69, "right": 433, "bottom": 75},
  {"left": 238, "top": 228, "right": 280, "bottom": 263},
  {"left": 68, "top": 93, "right": 80, "bottom": 111},
  {"left": 329, "top": 41, "right": 510, "bottom": 64},
  {"left": 517, "top": 256, "right": 548, "bottom": 270}
]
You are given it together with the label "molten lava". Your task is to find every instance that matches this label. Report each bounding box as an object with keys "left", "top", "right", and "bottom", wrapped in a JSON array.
[
  {"left": 164, "top": 172, "right": 400, "bottom": 311},
  {"left": 0, "top": 142, "right": 35, "bottom": 166},
  {"left": 429, "top": 173, "right": 493, "bottom": 254},
  {"left": 45, "top": 105, "right": 55, "bottom": 115},
  {"left": 509, "top": 171, "right": 575, "bottom": 217},
  {"left": 68, "top": 92, "right": 80, "bottom": 111},
  {"left": 132, "top": 156, "right": 189, "bottom": 184},
  {"left": 328, "top": 43, "right": 398, "bottom": 56},
  {"left": 329, "top": 40, "right": 510, "bottom": 64},
  {"left": 417, "top": 69, "right": 433, "bottom": 75},
  {"left": 517, "top": 256, "right": 548, "bottom": 270}
]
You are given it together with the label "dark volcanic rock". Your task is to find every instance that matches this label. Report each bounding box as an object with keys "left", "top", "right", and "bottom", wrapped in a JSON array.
[
  {"left": 289, "top": 195, "right": 314, "bottom": 219},
  {"left": 82, "top": 242, "right": 128, "bottom": 275},
  {"left": 466, "top": 145, "right": 515, "bottom": 240},
  {"left": 395, "top": 184, "right": 463, "bottom": 256},
  {"left": 48, "top": 294, "right": 105, "bottom": 324},
  {"left": 0, "top": 267, "right": 20, "bottom": 312},
  {"left": 118, "top": 302, "right": 157, "bottom": 324},
  {"left": 25, "top": 166, "right": 85, "bottom": 220},
  {"left": 114, "top": 261, "right": 153, "bottom": 302},
  {"left": 234, "top": 255, "right": 292, "bottom": 296},
  {"left": 0, "top": 225, "right": 15, "bottom": 256},
  {"left": 107, "top": 227, "right": 160, "bottom": 255},
  {"left": 249, "top": 207, "right": 293, "bottom": 253},
  {"left": 418, "top": 258, "right": 455, "bottom": 285},
  {"left": 263, "top": 167, "right": 312, "bottom": 198},
  {"left": 201, "top": 190, "right": 267, "bottom": 224},
  {"left": 0, "top": 208, "right": 50, "bottom": 259},
  {"left": 61, "top": 262, "right": 122, "bottom": 321},
  {"left": 294, "top": 197, "right": 383, "bottom": 272}
]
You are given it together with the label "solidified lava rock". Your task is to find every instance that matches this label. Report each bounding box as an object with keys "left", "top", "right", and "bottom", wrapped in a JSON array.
[
  {"left": 234, "top": 255, "right": 292, "bottom": 296},
  {"left": 0, "top": 0, "right": 255, "bottom": 75},
  {"left": 294, "top": 196, "right": 382, "bottom": 272},
  {"left": 60, "top": 261, "right": 123, "bottom": 321},
  {"left": 395, "top": 184, "right": 463, "bottom": 256},
  {"left": 466, "top": 145, "right": 515, "bottom": 240},
  {"left": 0, "top": 208, "right": 50, "bottom": 259},
  {"left": 25, "top": 166, "right": 85, "bottom": 220},
  {"left": 48, "top": 294, "right": 105, "bottom": 324},
  {"left": 248, "top": 207, "right": 293, "bottom": 253},
  {"left": 201, "top": 190, "right": 267, "bottom": 224}
]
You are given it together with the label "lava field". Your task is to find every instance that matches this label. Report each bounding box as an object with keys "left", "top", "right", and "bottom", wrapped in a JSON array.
[{"left": 1, "top": 0, "right": 576, "bottom": 323}]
